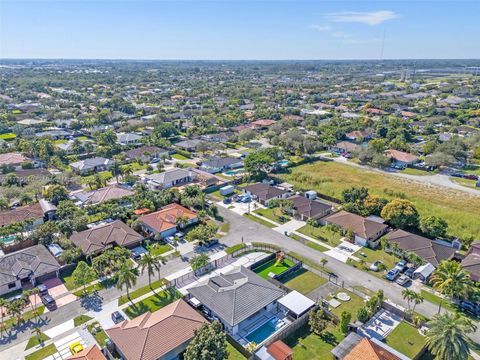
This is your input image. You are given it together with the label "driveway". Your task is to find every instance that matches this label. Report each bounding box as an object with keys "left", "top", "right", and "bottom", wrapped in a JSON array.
[
  {"left": 273, "top": 219, "right": 305, "bottom": 234},
  {"left": 324, "top": 241, "right": 361, "bottom": 263},
  {"left": 47, "top": 330, "right": 94, "bottom": 360}
]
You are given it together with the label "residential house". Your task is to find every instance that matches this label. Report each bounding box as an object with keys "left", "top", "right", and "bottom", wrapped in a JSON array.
[
  {"left": 251, "top": 119, "right": 276, "bottom": 129},
  {"left": 256, "top": 340, "right": 294, "bottom": 360},
  {"left": 386, "top": 229, "right": 456, "bottom": 267},
  {"left": 286, "top": 194, "right": 333, "bottom": 223},
  {"left": 243, "top": 183, "right": 290, "bottom": 205},
  {"left": 142, "top": 168, "right": 196, "bottom": 190},
  {"left": 331, "top": 332, "right": 408, "bottom": 360},
  {"left": 200, "top": 156, "right": 243, "bottom": 174},
  {"left": 322, "top": 210, "right": 388, "bottom": 247},
  {"left": 106, "top": 299, "right": 208, "bottom": 360},
  {"left": 0, "top": 245, "right": 61, "bottom": 296},
  {"left": 116, "top": 133, "right": 143, "bottom": 146},
  {"left": 461, "top": 241, "right": 480, "bottom": 282},
  {"left": 0, "top": 168, "right": 51, "bottom": 185},
  {"left": 68, "top": 345, "right": 107, "bottom": 360},
  {"left": 384, "top": 150, "right": 419, "bottom": 167},
  {"left": 124, "top": 145, "right": 169, "bottom": 162},
  {"left": 138, "top": 203, "right": 198, "bottom": 238},
  {"left": 72, "top": 184, "right": 135, "bottom": 206},
  {"left": 330, "top": 141, "right": 361, "bottom": 154},
  {"left": 187, "top": 266, "right": 284, "bottom": 336},
  {"left": 175, "top": 139, "right": 205, "bottom": 152},
  {"left": 36, "top": 129, "right": 72, "bottom": 140},
  {"left": 70, "top": 157, "right": 113, "bottom": 175},
  {"left": 0, "top": 152, "right": 28, "bottom": 170},
  {"left": 70, "top": 220, "right": 144, "bottom": 256},
  {"left": 345, "top": 130, "right": 372, "bottom": 142},
  {"left": 0, "top": 202, "right": 46, "bottom": 228}
]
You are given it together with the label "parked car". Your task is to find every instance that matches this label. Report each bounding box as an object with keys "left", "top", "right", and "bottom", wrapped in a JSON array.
[
  {"left": 464, "top": 174, "right": 479, "bottom": 180},
  {"left": 111, "top": 311, "right": 125, "bottom": 324},
  {"left": 37, "top": 284, "right": 48, "bottom": 296},
  {"left": 395, "top": 260, "right": 408, "bottom": 273},
  {"left": 223, "top": 197, "right": 232, "bottom": 204},
  {"left": 459, "top": 301, "right": 480, "bottom": 317},
  {"left": 404, "top": 267, "right": 416, "bottom": 278},
  {"left": 284, "top": 231, "right": 291, "bottom": 237},
  {"left": 386, "top": 268, "right": 400, "bottom": 281},
  {"left": 369, "top": 260, "right": 383, "bottom": 272},
  {"left": 396, "top": 275, "right": 411, "bottom": 286},
  {"left": 452, "top": 172, "right": 464, "bottom": 178},
  {"left": 205, "top": 238, "right": 219, "bottom": 248},
  {"left": 41, "top": 294, "right": 56, "bottom": 310},
  {"left": 174, "top": 232, "right": 185, "bottom": 238},
  {"left": 70, "top": 342, "right": 84, "bottom": 355}
]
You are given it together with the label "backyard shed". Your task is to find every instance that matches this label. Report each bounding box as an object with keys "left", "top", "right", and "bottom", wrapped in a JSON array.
[
  {"left": 413, "top": 263, "right": 435, "bottom": 282},
  {"left": 277, "top": 290, "right": 315, "bottom": 318},
  {"left": 220, "top": 185, "right": 235, "bottom": 196}
]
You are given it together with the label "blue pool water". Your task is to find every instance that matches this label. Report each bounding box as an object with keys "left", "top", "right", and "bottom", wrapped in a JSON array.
[
  {"left": 245, "top": 318, "right": 284, "bottom": 344},
  {"left": 224, "top": 168, "right": 245, "bottom": 176},
  {"left": 277, "top": 160, "right": 289, "bottom": 167},
  {"left": 0, "top": 235, "right": 16, "bottom": 245}
]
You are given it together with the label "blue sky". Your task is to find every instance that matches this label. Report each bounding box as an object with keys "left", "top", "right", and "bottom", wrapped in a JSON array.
[{"left": 1, "top": 0, "right": 479, "bottom": 59}]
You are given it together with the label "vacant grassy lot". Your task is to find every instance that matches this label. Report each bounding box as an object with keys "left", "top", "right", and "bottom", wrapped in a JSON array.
[
  {"left": 284, "top": 324, "right": 344, "bottom": 360},
  {"left": 253, "top": 258, "right": 295, "bottom": 279},
  {"left": 282, "top": 268, "right": 327, "bottom": 295},
  {"left": 124, "top": 288, "right": 182, "bottom": 318},
  {"left": 297, "top": 224, "right": 342, "bottom": 247},
  {"left": 385, "top": 322, "right": 425, "bottom": 359},
  {"left": 282, "top": 161, "right": 480, "bottom": 239},
  {"left": 254, "top": 207, "right": 290, "bottom": 224}
]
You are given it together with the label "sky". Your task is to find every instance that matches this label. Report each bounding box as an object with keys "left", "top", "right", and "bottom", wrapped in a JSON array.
[{"left": 0, "top": 0, "right": 479, "bottom": 60}]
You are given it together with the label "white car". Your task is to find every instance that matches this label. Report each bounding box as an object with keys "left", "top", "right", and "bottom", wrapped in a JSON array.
[
  {"left": 369, "top": 260, "right": 383, "bottom": 272},
  {"left": 396, "top": 275, "right": 411, "bottom": 286}
]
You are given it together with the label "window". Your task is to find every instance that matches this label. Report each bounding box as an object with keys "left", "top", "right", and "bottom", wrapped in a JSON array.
[{"left": 8, "top": 282, "right": 16, "bottom": 289}]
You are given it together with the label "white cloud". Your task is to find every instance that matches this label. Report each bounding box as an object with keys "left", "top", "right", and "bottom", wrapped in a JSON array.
[
  {"left": 308, "top": 25, "right": 332, "bottom": 32},
  {"left": 332, "top": 32, "right": 351, "bottom": 39},
  {"left": 325, "top": 10, "right": 398, "bottom": 26}
]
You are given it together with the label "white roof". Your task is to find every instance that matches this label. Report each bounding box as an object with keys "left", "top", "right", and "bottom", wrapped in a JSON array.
[
  {"left": 278, "top": 290, "right": 315, "bottom": 316},
  {"left": 414, "top": 263, "right": 435, "bottom": 278}
]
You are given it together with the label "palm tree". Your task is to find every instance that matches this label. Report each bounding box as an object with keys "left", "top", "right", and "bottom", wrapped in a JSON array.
[
  {"left": 426, "top": 313, "right": 476, "bottom": 360},
  {"left": 23, "top": 288, "right": 40, "bottom": 323},
  {"left": 7, "top": 299, "right": 26, "bottom": 326},
  {"left": 402, "top": 289, "right": 416, "bottom": 314},
  {"left": 116, "top": 263, "right": 138, "bottom": 304},
  {"left": 430, "top": 260, "right": 471, "bottom": 313},
  {"left": 176, "top": 215, "right": 189, "bottom": 229},
  {"left": 139, "top": 254, "right": 166, "bottom": 289},
  {"left": 111, "top": 161, "right": 122, "bottom": 183},
  {"left": 0, "top": 298, "right": 6, "bottom": 338},
  {"left": 411, "top": 292, "right": 424, "bottom": 314}
]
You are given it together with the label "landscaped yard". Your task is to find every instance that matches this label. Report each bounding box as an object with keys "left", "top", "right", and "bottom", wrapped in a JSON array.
[
  {"left": 281, "top": 161, "right": 480, "bottom": 239},
  {"left": 25, "top": 332, "right": 50, "bottom": 350},
  {"left": 172, "top": 153, "right": 189, "bottom": 160},
  {"left": 147, "top": 242, "right": 173, "bottom": 256},
  {"left": 87, "top": 322, "right": 110, "bottom": 347},
  {"left": 290, "top": 233, "right": 329, "bottom": 252},
  {"left": 420, "top": 290, "right": 455, "bottom": 313},
  {"left": 282, "top": 268, "right": 327, "bottom": 295},
  {"left": 3, "top": 306, "right": 45, "bottom": 331},
  {"left": 60, "top": 267, "right": 76, "bottom": 290},
  {"left": 253, "top": 207, "right": 290, "bottom": 224},
  {"left": 284, "top": 324, "right": 345, "bottom": 360},
  {"left": 124, "top": 288, "right": 182, "bottom": 318},
  {"left": 243, "top": 213, "right": 276, "bottom": 228},
  {"left": 451, "top": 177, "right": 478, "bottom": 189},
  {"left": 400, "top": 168, "right": 433, "bottom": 176},
  {"left": 252, "top": 258, "right": 295, "bottom": 279},
  {"left": 226, "top": 342, "right": 247, "bottom": 360},
  {"left": 385, "top": 321, "right": 425, "bottom": 359},
  {"left": 72, "top": 277, "right": 117, "bottom": 297},
  {"left": 297, "top": 224, "right": 342, "bottom": 247},
  {"left": 208, "top": 188, "right": 239, "bottom": 200},
  {"left": 328, "top": 290, "right": 366, "bottom": 320},
  {"left": 348, "top": 246, "right": 398, "bottom": 279},
  {"left": 73, "top": 314, "right": 92, "bottom": 327},
  {"left": 25, "top": 344, "right": 57, "bottom": 360},
  {"left": 118, "top": 278, "right": 169, "bottom": 305}
]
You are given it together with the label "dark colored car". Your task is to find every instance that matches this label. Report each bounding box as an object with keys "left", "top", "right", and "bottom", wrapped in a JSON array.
[
  {"left": 386, "top": 268, "right": 400, "bottom": 281},
  {"left": 41, "top": 295, "right": 56, "bottom": 310},
  {"left": 205, "top": 239, "right": 219, "bottom": 248},
  {"left": 404, "top": 267, "right": 416, "bottom": 278},
  {"left": 464, "top": 174, "right": 479, "bottom": 181},
  {"left": 223, "top": 197, "right": 232, "bottom": 205},
  {"left": 37, "top": 284, "right": 48, "bottom": 296},
  {"left": 451, "top": 172, "right": 464, "bottom": 178},
  {"left": 459, "top": 301, "right": 480, "bottom": 317},
  {"left": 111, "top": 311, "right": 125, "bottom": 324}
]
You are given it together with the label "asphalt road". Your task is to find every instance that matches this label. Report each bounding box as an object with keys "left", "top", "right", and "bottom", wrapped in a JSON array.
[{"left": 218, "top": 206, "right": 480, "bottom": 344}]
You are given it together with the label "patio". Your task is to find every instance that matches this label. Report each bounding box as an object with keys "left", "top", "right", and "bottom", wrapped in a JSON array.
[{"left": 357, "top": 309, "right": 402, "bottom": 341}]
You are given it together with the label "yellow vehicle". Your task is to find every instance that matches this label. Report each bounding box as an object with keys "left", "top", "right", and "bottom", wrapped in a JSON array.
[{"left": 69, "top": 341, "right": 84, "bottom": 354}]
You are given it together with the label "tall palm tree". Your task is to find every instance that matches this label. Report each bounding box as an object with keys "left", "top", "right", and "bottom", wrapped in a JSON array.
[
  {"left": 402, "top": 289, "right": 417, "bottom": 314},
  {"left": 430, "top": 260, "right": 471, "bottom": 313},
  {"left": 111, "top": 161, "right": 122, "bottom": 183},
  {"left": 139, "top": 254, "right": 166, "bottom": 289},
  {"left": 116, "top": 263, "right": 138, "bottom": 304},
  {"left": 411, "top": 292, "right": 424, "bottom": 314},
  {"left": 426, "top": 313, "right": 476, "bottom": 360},
  {"left": 7, "top": 299, "right": 26, "bottom": 326},
  {"left": 23, "top": 289, "right": 40, "bottom": 323}
]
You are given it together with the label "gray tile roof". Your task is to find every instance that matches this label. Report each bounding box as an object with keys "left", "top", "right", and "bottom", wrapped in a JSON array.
[
  {"left": 188, "top": 266, "right": 284, "bottom": 327},
  {"left": 144, "top": 168, "right": 192, "bottom": 184},
  {"left": 202, "top": 157, "right": 242, "bottom": 169},
  {"left": 0, "top": 245, "right": 60, "bottom": 287}
]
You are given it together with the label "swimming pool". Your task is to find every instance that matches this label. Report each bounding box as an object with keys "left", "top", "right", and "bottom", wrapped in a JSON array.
[
  {"left": 223, "top": 168, "right": 245, "bottom": 176},
  {"left": 277, "top": 160, "right": 289, "bottom": 167},
  {"left": 245, "top": 318, "right": 285, "bottom": 344},
  {"left": 0, "top": 235, "right": 17, "bottom": 245}
]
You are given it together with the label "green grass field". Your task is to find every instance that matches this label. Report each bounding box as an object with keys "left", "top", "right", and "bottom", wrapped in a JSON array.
[
  {"left": 328, "top": 290, "right": 366, "bottom": 320},
  {"left": 124, "top": 288, "right": 182, "bottom": 318},
  {"left": 282, "top": 268, "right": 327, "bottom": 295},
  {"left": 252, "top": 258, "right": 295, "bottom": 279},
  {"left": 297, "top": 224, "right": 342, "bottom": 247},
  {"left": 226, "top": 342, "right": 247, "bottom": 360},
  {"left": 254, "top": 207, "right": 290, "bottom": 224},
  {"left": 243, "top": 213, "right": 276, "bottom": 228},
  {"left": 73, "top": 314, "right": 92, "bottom": 327},
  {"left": 0, "top": 133, "right": 16, "bottom": 140},
  {"left": 290, "top": 233, "right": 329, "bottom": 252},
  {"left": 385, "top": 322, "right": 425, "bottom": 359},
  {"left": 25, "top": 344, "right": 57, "bottom": 360},
  {"left": 172, "top": 153, "right": 189, "bottom": 160},
  {"left": 281, "top": 161, "right": 480, "bottom": 239},
  {"left": 118, "top": 278, "right": 169, "bottom": 305}
]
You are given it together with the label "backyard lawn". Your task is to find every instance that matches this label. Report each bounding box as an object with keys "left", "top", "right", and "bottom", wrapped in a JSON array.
[
  {"left": 281, "top": 161, "right": 480, "bottom": 239},
  {"left": 282, "top": 268, "right": 327, "bottom": 295},
  {"left": 297, "top": 224, "right": 342, "bottom": 247},
  {"left": 118, "top": 278, "right": 169, "bottom": 305},
  {"left": 253, "top": 207, "right": 290, "bottom": 224},
  {"left": 147, "top": 242, "right": 173, "bottom": 256},
  {"left": 349, "top": 246, "right": 398, "bottom": 279},
  {"left": 284, "top": 324, "right": 345, "bottom": 360},
  {"left": 25, "top": 344, "right": 57, "bottom": 360},
  {"left": 385, "top": 322, "right": 425, "bottom": 359},
  {"left": 252, "top": 258, "right": 295, "bottom": 279},
  {"left": 226, "top": 342, "right": 247, "bottom": 360},
  {"left": 124, "top": 288, "right": 182, "bottom": 318},
  {"left": 328, "top": 290, "right": 366, "bottom": 320},
  {"left": 87, "top": 322, "right": 110, "bottom": 347},
  {"left": 243, "top": 213, "right": 276, "bottom": 228}
]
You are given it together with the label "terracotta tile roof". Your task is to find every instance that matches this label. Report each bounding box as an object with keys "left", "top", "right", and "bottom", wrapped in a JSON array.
[
  {"left": 267, "top": 340, "right": 293, "bottom": 360},
  {"left": 385, "top": 149, "right": 419, "bottom": 164},
  {"left": 251, "top": 119, "right": 276, "bottom": 127},
  {"left": 106, "top": 299, "right": 208, "bottom": 360},
  {"left": 68, "top": 345, "right": 107, "bottom": 360},
  {"left": 70, "top": 220, "right": 143, "bottom": 255},
  {"left": 323, "top": 210, "right": 388, "bottom": 240},
  {"left": 0, "top": 202, "right": 44, "bottom": 227},
  {"left": 74, "top": 184, "right": 135, "bottom": 205},
  {"left": 0, "top": 152, "right": 27, "bottom": 165},
  {"left": 344, "top": 338, "right": 401, "bottom": 360},
  {"left": 138, "top": 203, "right": 197, "bottom": 234}
]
